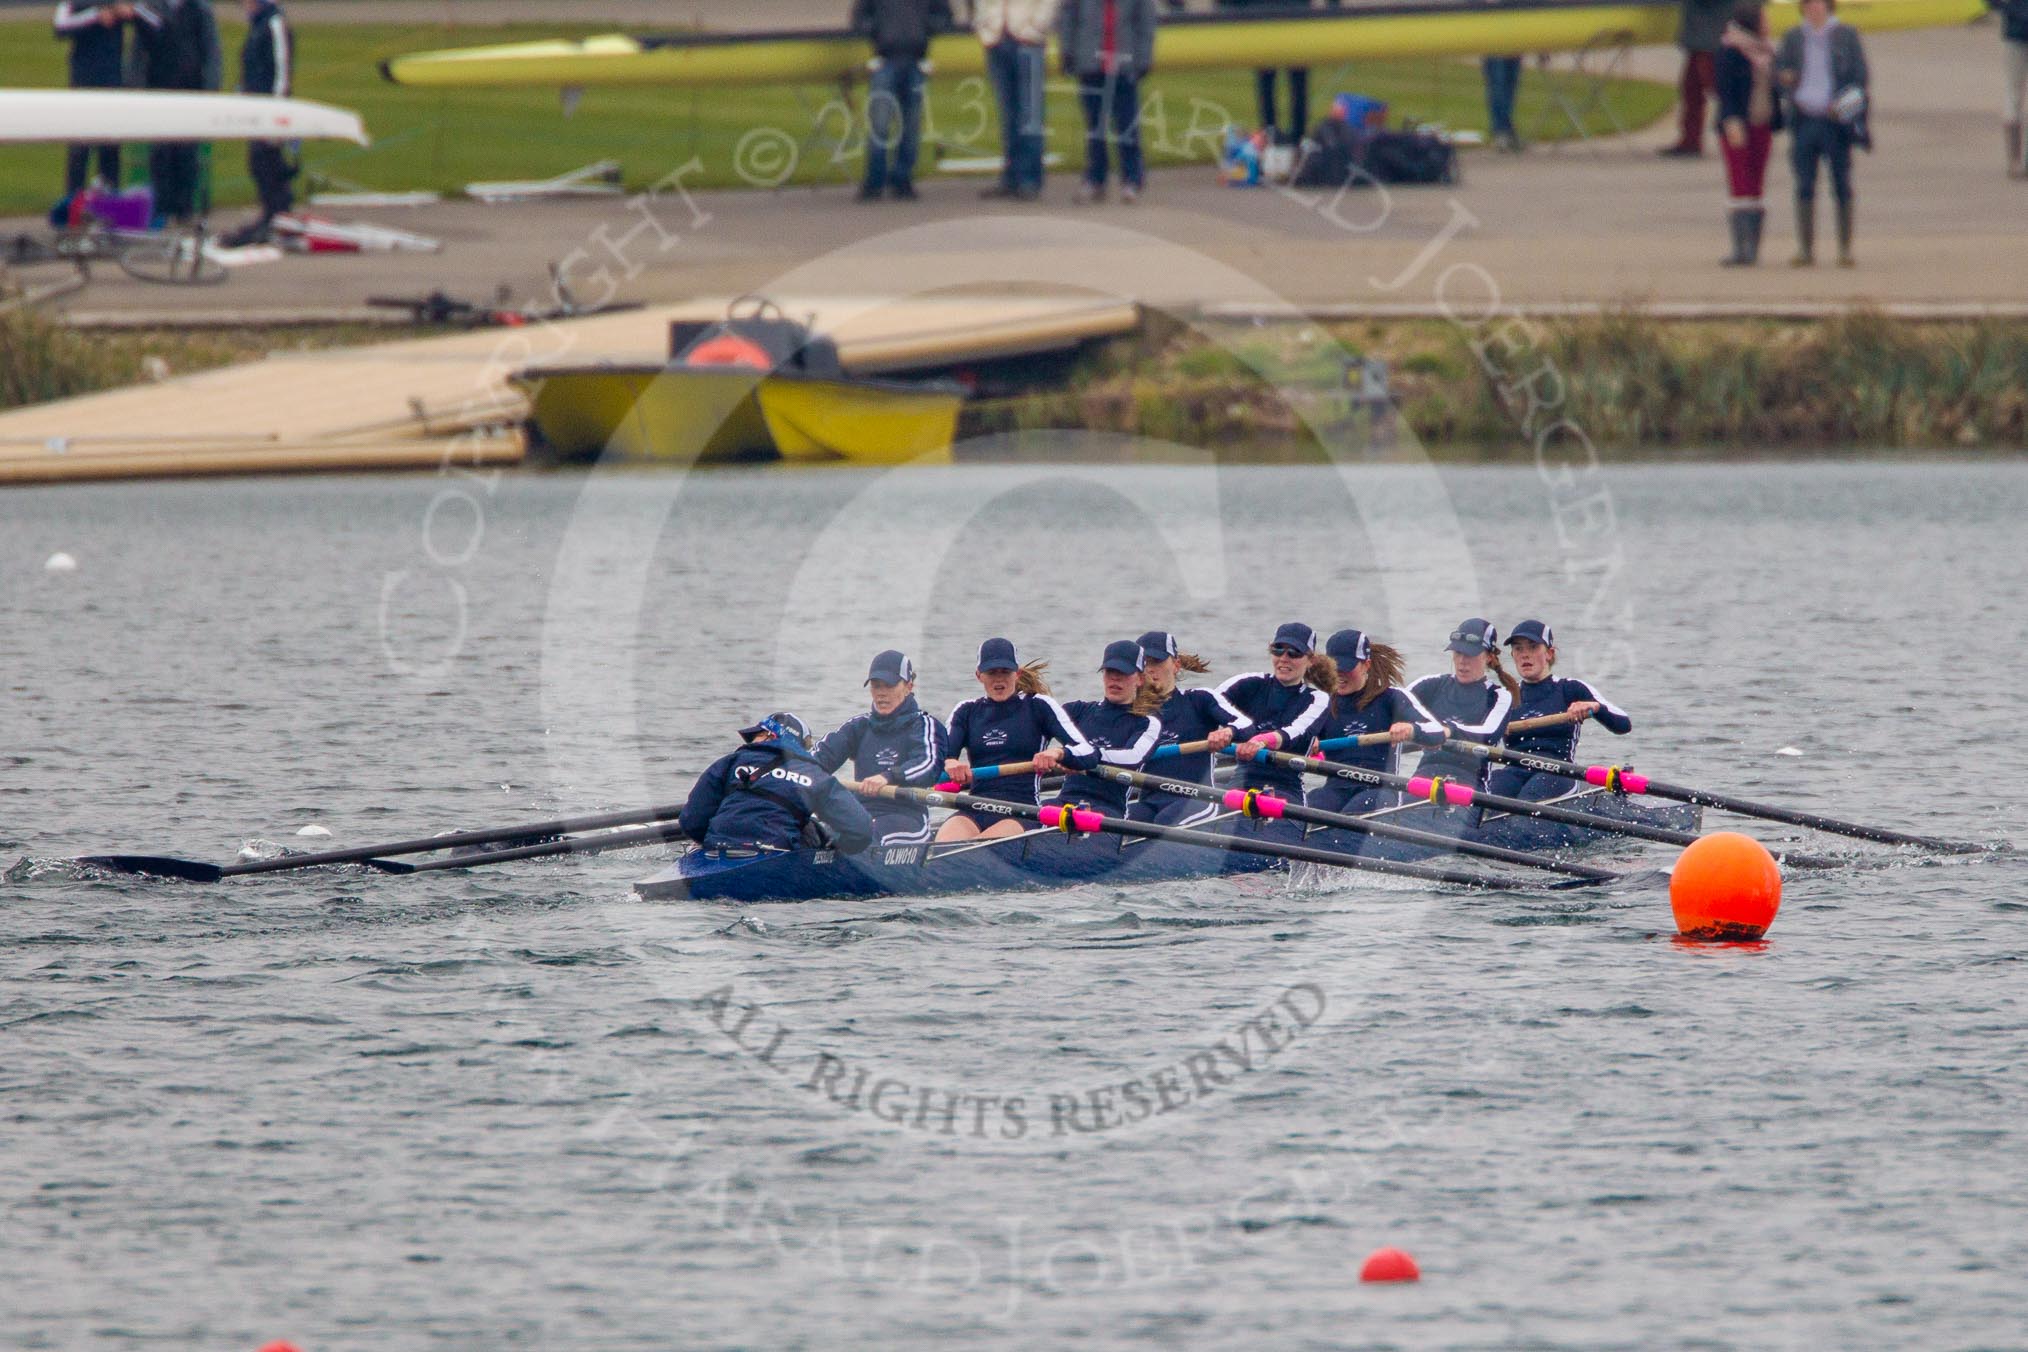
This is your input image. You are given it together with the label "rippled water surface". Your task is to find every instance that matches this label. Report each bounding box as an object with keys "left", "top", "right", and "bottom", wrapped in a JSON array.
[{"left": 3, "top": 460, "right": 2025, "bottom": 1350}]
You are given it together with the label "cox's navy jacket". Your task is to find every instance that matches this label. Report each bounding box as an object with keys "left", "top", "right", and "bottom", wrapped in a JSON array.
[
  {"left": 680, "top": 742, "right": 876, "bottom": 855},
  {"left": 1503, "top": 677, "right": 1632, "bottom": 762},
  {"left": 1315, "top": 687, "right": 1445, "bottom": 777},
  {"left": 1053, "top": 698, "right": 1163, "bottom": 814},
  {"left": 1214, "top": 672, "right": 1330, "bottom": 796},
  {"left": 947, "top": 691, "right": 1099, "bottom": 806},
  {"left": 1137, "top": 686, "right": 1250, "bottom": 816},
  {"left": 1407, "top": 673, "right": 1513, "bottom": 787}
]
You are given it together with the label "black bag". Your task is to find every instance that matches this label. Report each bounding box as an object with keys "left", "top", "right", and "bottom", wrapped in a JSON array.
[
  {"left": 1362, "top": 130, "right": 1458, "bottom": 186},
  {"left": 1291, "top": 119, "right": 1364, "bottom": 189}
]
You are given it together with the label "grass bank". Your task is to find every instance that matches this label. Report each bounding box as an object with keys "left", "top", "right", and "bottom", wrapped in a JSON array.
[
  {"left": 0, "top": 18, "right": 1671, "bottom": 215},
  {"left": 971, "top": 312, "right": 2028, "bottom": 452}
]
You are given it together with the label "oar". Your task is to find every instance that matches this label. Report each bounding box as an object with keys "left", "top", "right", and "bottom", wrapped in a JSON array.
[
  {"left": 941, "top": 735, "right": 1299, "bottom": 792},
  {"left": 1235, "top": 745, "right": 1844, "bottom": 869},
  {"left": 77, "top": 800, "right": 694, "bottom": 882},
  {"left": 860, "top": 783, "right": 1589, "bottom": 891},
  {"left": 1440, "top": 741, "right": 1996, "bottom": 854},
  {"left": 380, "top": 821, "right": 699, "bottom": 873},
  {"left": 1090, "top": 766, "right": 1619, "bottom": 882}
]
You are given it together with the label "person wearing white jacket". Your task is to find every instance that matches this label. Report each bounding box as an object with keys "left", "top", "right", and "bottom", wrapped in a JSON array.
[{"left": 975, "top": 0, "right": 1062, "bottom": 199}]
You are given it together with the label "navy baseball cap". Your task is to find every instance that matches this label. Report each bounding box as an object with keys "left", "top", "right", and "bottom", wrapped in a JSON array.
[
  {"left": 977, "top": 637, "right": 1019, "bottom": 672},
  {"left": 865, "top": 649, "right": 916, "bottom": 685},
  {"left": 1507, "top": 619, "right": 1555, "bottom": 648},
  {"left": 1138, "top": 630, "right": 1179, "bottom": 662},
  {"left": 738, "top": 711, "right": 811, "bottom": 746},
  {"left": 1325, "top": 628, "right": 1371, "bottom": 666},
  {"left": 1446, "top": 618, "right": 1499, "bottom": 655},
  {"left": 1269, "top": 622, "right": 1316, "bottom": 655},
  {"left": 1099, "top": 640, "right": 1146, "bottom": 675}
]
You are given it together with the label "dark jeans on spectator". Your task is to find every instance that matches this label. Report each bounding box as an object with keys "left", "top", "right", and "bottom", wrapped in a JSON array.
[
  {"left": 64, "top": 143, "right": 121, "bottom": 197},
  {"left": 863, "top": 57, "right": 926, "bottom": 193},
  {"left": 1482, "top": 56, "right": 1522, "bottom": 137},
  {"left": 1791, "top": 113, "right": 1853, "bottom": 203},
  {"left": 248, "top": 139, "right": 296, "bottom": 219},
  {"left": 148, "top": 142, "right": 202, "bottom": 221},
  {"left": 987, "top": 38, "right": 1046, "bottom": 193},
  {"left": 1255, "top": 67, "right": 1308, "bottom": 143},
  {"left": 1078, "top": 70, "right": 1143, "bottom": 187}
]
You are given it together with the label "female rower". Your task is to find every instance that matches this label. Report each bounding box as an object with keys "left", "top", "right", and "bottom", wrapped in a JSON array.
[
  {"left": 1406, "top": 617, "right": 1518, "bottom": 792},
  {"left": 1217, "top": 622, "right": 1335, "bottom": 844},
  {"left": 1047, "top": 640, "right": 1166, "bottom": 818},
  {"left": 811, "top": 649, "right": 951, "bottom": 846},
  {"left": 939, "top": 637, "right": 1100, "bottom": 842},
  {"left": 1128, "top": 630, "right": 1250, "bottom": 827},
  {"left": 1489, "top": 619, "right": 1634, "bottom": 801},
  {"left": 1306, "top": 628, "right": 1445, "bottom": 816}
]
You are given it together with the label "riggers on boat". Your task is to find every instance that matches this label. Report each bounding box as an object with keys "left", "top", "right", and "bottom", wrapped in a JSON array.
[
  {"left": 633, "top": 787, "right": 1699, "bottom": 902},
  {"left": 514, "top": 299, "right": 964, "bottom": 465}
]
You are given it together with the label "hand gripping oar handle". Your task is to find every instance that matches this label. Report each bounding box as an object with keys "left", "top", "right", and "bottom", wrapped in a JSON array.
[
  {"left": 1235, "top": 745, "right": 1839, "bottom": 870},
  {"left": 939, "top": 731, "right": 1327, "bottom": 791},
  {"left": 79, "top": 800, "right": 696, "bottom": 881},
  {"left": 861, "top": 783, "right": 1571, "bottom": 890},
  {"left": 1090, "top": 766, "right": 1618, "bottom": 882},
  {"left": 1441, "top": 742, "right": 1994, "bottom": 854}
]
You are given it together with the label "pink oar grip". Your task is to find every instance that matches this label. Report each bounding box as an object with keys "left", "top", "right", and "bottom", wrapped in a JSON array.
[
  {"left": 1583, "top": 766, "right": 1651, "bottom": 794},
  {"left": 1038, "top": 805, "right": 1106, "bottom": 833},
  {"left": 934, "top": 781, "right": 960, "bottom": 792},
  {"left": 1623, "top": 773, "right": 1649, "bottom": 794},
  {"left": 1406, "top": 776, "right": 1477, "bottom": 807}
]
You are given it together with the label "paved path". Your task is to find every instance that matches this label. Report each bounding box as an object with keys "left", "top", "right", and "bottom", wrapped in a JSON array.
[{"left": 14, "top": 27, "right": 2025, "bottom": 321}]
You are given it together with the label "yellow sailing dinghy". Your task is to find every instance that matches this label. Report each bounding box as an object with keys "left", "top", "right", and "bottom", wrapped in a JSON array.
[{"left": 513, "top": 298, "right": 965, "bottom": 465}]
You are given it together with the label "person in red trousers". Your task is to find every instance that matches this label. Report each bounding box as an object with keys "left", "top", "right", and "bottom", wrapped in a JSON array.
[
  {"left": 1715, "top": 0, "right": 1781, "bottom": 262},
  {"left": 1661, "top": 0, "right": 1733, "bottom": 156}
]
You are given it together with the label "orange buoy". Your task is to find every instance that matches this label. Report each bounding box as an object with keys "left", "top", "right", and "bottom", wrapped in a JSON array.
[
  {"left": 1670, "top": 831, "right": 1782, "bottom": 940},
  {"left": 257, "top": 1342, "right": 303, "bottom": 1352},
  {"left": 682, "top": 333, "right": 773, "bottom": 370},
  {"left": 1359, "top": 1247, "right": 1421, "bottom": 1283}
]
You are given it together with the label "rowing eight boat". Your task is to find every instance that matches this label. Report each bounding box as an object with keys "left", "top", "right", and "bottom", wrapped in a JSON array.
[{"left": 633, "top": 786, "right": 1697, "bottom": 902}]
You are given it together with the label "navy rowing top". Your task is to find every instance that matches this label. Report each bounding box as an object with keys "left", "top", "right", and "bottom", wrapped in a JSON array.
[
  {"left": 1215, "top": 671, "right": 1330, "bottom": 796},
  {"left": 947, "top": 691, "right": 1099, "bottom": 806},
  {"left": 1053, "top": 699, "right": 1164, "bottom": 813},
  {"left": 1137, "top": 685, "right": 1251, "bottom": 815},
  {"left": 1505, "top": 677, "right": 1633, "bottom": 761},
  {"left": 1314, "top": 686, "right": 1444, "bottom": 776},
  {"left": 1407, "top": 672, "right": 1514, "bottom": 786}
]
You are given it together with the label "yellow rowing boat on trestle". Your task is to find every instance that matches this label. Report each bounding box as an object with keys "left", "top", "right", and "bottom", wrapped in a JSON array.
[{"left": 381, "top": 0, "right": 1985, "bottom": 91}]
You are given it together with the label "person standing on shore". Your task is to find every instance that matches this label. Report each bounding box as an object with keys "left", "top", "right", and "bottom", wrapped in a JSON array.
[
  {"left": 1218, "top": 0, "right": 1337, "bottom": 148},
  {"left": 1995, "top": 0, "right": 2028, "bottom": 176},
  {"left": 1659, "top": 0, "right": 1733, "bottom": 157},
  {"left": 852, "top": 0, "right": 952, "bottom": 201},
  {"left": 53, "top": 2, "right": 139, "bottom": 202},
  {"left": 975, "top": 0, "right": 1061, "bottom": 200},
  {"left": 130, "top": 0, "right": 221, "bottom": 225},
  {"left": 1777, "top": 0, "right": 1868, "bottom": 267},
  {"left": 1481, "top": 54, "right": 1523, "bottom": 152},
  {"left": 221, "top": 0, "right": 294, "bottom": 247},
  {"left": 1061, "top": 0, "right": 1157, "bottom": 203},
  {"left": 1716, "top": 0, "right": 1781, "bottom": 264}
]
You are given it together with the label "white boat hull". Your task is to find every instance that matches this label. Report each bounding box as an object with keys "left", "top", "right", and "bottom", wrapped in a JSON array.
[{"left": 0, "top": 90, "right": 368, "bottom": 146}]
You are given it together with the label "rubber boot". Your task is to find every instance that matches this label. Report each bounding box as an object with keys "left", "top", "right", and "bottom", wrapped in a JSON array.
[
  {"left": 1835, "top": 197, "right": 1855, "bottom": 267},
  {"left": 1745, "top": 205, "right": 1765, "bottom": 264},
  {"left": 1720, "top": 208, "right": 1751, "bottom": 266},
  {"left": 2009, "top": 123, "right": 2025, "bottom": 179},
  {"left": 1791, "top": 196, "right": 1815, "bottom": 266}
]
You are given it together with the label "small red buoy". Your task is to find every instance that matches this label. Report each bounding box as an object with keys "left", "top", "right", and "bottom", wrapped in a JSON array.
[
  {"left": 1670, "top": 831, "right": 1782, "bottom": 941},
  {"left": 257, "top": 1341, "right": 303, "bottom": 1352},
  {"left": 1359, "top": 1247, "right": 1420, "bottom": 1283}
]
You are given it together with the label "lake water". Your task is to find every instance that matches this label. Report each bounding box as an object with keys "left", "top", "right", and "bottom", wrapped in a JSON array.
[{"left": 3, "top": 459, "right": 2024, "bottom": 1349}]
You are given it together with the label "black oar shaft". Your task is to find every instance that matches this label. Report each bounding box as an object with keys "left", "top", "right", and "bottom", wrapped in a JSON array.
[
  {"left": 1453, "top": 744, "right": 1989, "bottom": 854},
  {"left": 1094, "top": 766, "right": 1618, "bottom": 882},
  {"left": 396, "top": 822, "right": 693, "bottom": 873},
  {"left": 872, "top": 784, "right": 1549, "bottom": 890},
  {"left": 218, "top": 801, "right": 692, "bottom": 877}
]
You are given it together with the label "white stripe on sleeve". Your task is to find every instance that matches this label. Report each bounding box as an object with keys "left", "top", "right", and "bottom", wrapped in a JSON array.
[
  {"left": 1098, "top": 716, "right": 1162, "bottom": 766},
  {"left": 1448, "top": 681, "right": 1512, "bottom": 737},
  {"left": 269, "top": 13, "right": 289, "bottom": 95},
  {"left": 1036, "top": 695, "right": 1097, "bottom": 758}
]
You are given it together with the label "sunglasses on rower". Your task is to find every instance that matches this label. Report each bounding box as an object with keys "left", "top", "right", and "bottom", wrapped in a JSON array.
[{"left": 1269, "top": 644, "right": 1306, "bottom": 658}]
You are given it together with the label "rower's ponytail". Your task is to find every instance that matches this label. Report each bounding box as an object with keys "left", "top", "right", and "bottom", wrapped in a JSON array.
[
  {"left": 1304, "top": 652, "right": 1338, "bottom": 692},
  {"left": 1129, "top": 682, "right": 1165, "bottom": 717},
  {"left": 1486, "top": 649, "right": 1521, "bottom": 699},
  {"left": 1176, "top": 652, "right": 1211, "bottom": 675},
  {"left": 1355, "top": 642, "right": 1407, "bottom": 710},
  {"left": 1016, "top": 660, "right": 1051, "bottom": 696}
]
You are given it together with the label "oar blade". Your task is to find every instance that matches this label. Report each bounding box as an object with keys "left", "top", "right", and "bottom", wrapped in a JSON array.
[{"left": 75, "top": 855, "right": 226, "bottom": 883}]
